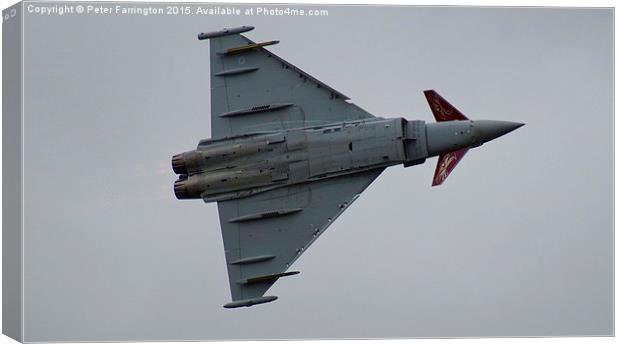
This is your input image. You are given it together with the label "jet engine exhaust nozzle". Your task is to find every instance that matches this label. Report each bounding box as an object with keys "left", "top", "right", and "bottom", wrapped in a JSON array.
[
  {"left": 173, "top": 178, "right": 190, "bottom": 199},
  {"left": 171, "top": 154, "right": 188, "bottom": 175}
]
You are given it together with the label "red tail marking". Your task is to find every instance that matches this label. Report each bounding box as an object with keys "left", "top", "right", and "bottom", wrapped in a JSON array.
[
  {"left": 432, "top": 148, "right": 469, "bottom": 186},
  {"left": 424, "top": 90, "right": 469, "bottom": 122}
]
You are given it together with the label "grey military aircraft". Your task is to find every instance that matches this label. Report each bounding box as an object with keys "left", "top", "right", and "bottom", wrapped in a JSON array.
[{"left": 172, "top": 26, "right": 524, "bottom": 308}]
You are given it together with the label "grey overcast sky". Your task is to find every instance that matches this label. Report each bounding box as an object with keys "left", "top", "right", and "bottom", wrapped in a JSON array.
[{"left": 19, "top": 3, "right": 612, "bottom": 341}]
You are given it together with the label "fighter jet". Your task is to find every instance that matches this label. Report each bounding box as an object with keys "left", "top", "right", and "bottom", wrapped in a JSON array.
[{"left": 172, "top": 26, "right": 523, "bottom": 308}]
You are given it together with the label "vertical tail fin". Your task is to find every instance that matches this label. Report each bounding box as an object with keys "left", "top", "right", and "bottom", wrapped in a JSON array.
[
  {"left": 432, "top": 148, "right": 469, "bottom": 186},
  {"left": 424, "top": 90, "right": 469, "bottom": 122}
]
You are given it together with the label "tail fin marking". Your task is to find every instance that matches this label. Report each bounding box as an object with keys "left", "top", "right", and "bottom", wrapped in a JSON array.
[
  {"left": 424, "top": 90, "right": 469, "bottom": 122},
  {"left": 432, "top": 148, "right": 469, "bottom": 186}
]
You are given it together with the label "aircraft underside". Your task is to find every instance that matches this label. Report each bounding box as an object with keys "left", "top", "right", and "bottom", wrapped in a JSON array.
[{"left": 172, "top": 26, "right": 523, "bottom": 308}]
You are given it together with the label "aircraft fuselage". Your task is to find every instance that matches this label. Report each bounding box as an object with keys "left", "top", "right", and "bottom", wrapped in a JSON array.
[
  {"left": 173, "top": 118, "right": 424, "bottom": 201},
  {"left": 172, "top": 117, "right": 521, "bottom": 202}
]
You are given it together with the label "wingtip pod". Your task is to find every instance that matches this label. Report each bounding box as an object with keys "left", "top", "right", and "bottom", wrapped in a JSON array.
[
  {"left": 424, "top": 89, "right": 469, "bottom": 122},
  {"left": 223, "top": 295, "right": 278, "bottom": 309},
  {"left": 198, "top": 26, "right": 254, "bottom": 40}
]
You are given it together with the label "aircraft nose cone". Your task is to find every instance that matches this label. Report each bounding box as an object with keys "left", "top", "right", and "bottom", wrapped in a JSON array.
[{"left": 474, "top": 120, "right": 524, "bottom": 144}]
